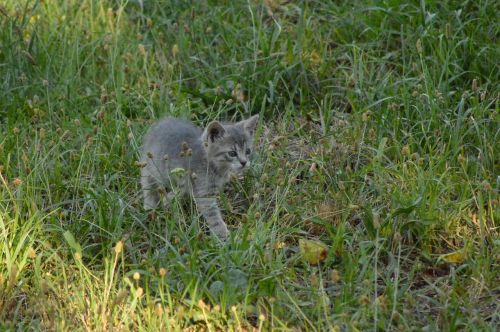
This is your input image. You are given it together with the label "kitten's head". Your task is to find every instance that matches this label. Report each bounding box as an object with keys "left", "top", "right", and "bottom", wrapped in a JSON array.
[{"left": 202, "top": 115, "right": 259, "bottom": 174}]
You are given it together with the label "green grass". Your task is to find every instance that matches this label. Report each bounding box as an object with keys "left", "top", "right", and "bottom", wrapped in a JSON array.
[{"left": 0, "top": 0, "right": 499, "bottom": 330}]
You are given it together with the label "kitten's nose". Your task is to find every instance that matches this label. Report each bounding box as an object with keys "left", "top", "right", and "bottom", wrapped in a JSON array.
[{"left": 240, "top": 160, "right": 247, "bottom": 167}]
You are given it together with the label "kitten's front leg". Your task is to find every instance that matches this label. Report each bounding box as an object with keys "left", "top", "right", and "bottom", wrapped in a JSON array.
[
  {"left": 194, "top": 197, "right": 229, "bottom": 241},
  {"left": 142, "top": 176, "right": 160, "bottom": 210},
  {"left": 162, "top": 191, "right": 176, "bottom": 208}
]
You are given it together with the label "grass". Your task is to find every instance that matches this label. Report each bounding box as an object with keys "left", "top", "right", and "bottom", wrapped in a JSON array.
[{"left": 0, "top": 0, "right": 499, "bottom": 330}]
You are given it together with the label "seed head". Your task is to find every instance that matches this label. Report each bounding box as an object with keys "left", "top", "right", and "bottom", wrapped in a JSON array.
[
  {"left": 114, "top": 241, "right": 123, "bottom": 254},
  {"left": 359, "top": 294, "right": 370, "bottom": 305},
  {"left": 361, "top": 111, "right": 370, "bottom": 122},
  {"left": 155, "top": 303, "right": 163, "bottom": 316},
  {"left": 13, "top": 178, "right": 23, "bottom": 187},
  {"left": 472, "top": 78, "right": 478, "bottom": 92},
  {"left": 482, "top": 180, "right": 492, "bottom": 192},
  {"left": 330, "top": 269, "right": 341, "bottom": 283},
  {"left": 138, "top": 44, "right": 146, "bottom": 56},
  {"left": 172, "top": 44, "right": 179, "bottom": 57},
  {"left": 113, "top": 289, "right": 129, "bottom": 306},
  {"left": 393, "top": 231, "right": 402, "bottom": 243},
  {"left": 401, "top": 145, "right": 410, "bottom": 156},
  {"left": 27, "top": 247, "right": 37, "bottom": 259},
  {"left": 416, "top": 38, "right": 423, "bottom": 54}
]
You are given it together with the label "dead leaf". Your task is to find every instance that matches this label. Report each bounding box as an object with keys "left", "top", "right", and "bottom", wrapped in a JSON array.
[{"left": 299, "top": 239, "right": 328, "bottom": 265}]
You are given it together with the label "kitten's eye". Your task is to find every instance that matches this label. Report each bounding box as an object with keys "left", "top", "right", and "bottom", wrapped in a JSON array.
[
  {"left": 228, "top": 151, "right": 237, "bottom": 157},
  {"left": 245, "top": 148, "right": 251, "bottom": 155}
]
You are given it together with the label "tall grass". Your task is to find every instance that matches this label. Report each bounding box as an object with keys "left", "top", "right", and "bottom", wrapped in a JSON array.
[{"left": 0, "top": 0, "right": 498, "bottom": 330}]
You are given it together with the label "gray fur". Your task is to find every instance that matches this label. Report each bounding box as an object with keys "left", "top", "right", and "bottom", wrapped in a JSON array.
[{"left": 140, "top": 115, "right": 259, "bottom": 241}]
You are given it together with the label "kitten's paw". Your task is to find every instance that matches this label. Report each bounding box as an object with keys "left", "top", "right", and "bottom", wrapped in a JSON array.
[{"left": 213, "top": 228, "right": 229, "bottom": 243}]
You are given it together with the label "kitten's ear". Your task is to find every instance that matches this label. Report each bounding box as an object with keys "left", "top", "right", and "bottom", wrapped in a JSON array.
[
  {"left": 203, "top": 121, "right": 226, "bottom": 142},
  {"left": 242, "top": 115, "right": 259, "bottom": 135}
]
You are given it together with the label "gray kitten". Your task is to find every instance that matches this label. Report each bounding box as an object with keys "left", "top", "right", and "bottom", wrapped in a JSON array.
[{"left": 140, "top": 115, "right": 259, "bottom": 241}]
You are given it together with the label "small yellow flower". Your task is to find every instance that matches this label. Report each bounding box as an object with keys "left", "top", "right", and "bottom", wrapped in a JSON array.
[
  {"left": 133, "top": 272, "right": 140, "bottom": 280},
  {"left": 159, "top": 268, "right": 167, "bottom": 277},
  {"left": 29, "top": 15, "right": 40, "bottom": 24}
]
